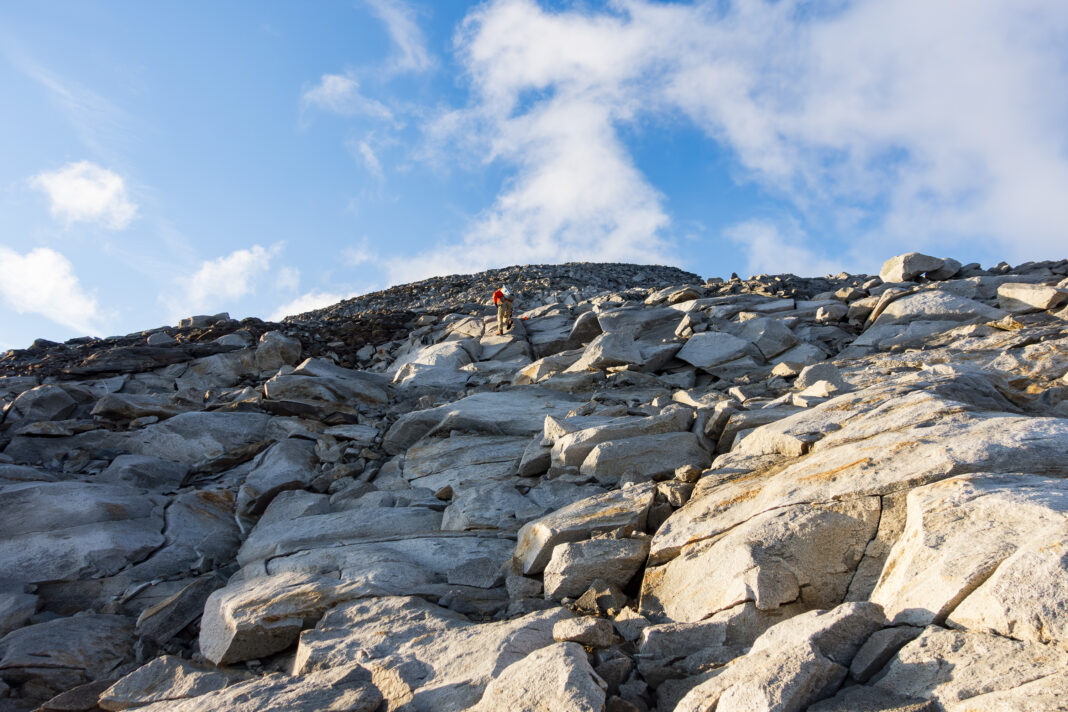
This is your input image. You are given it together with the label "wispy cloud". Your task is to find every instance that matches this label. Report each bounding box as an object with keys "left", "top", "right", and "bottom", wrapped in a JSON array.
[
  {"left": 365, "top": 0, "right": 434, "bottom": 74},
  {"left": 347, "top": 137, "right": 386, "bottom": 181},
  {"left": 175, "top": 243, "right": 283, "bottom": 316},
  {"left": 0, "top": 246, "right": 102, "bottom": 334},
  {"left": 269, "top": 289, "right": 361, "bottom": 321},
  {"left": 343, "top": 237, "right": 378, "bottom": 266},
  {"left": 31, "top": 161, "right": 137, "bottom": 230},
  {"left": 412, "top": 0, "right": 1068, "bottom": 276},
  {"left": 301, "top": 73, "right": 394, "bottom": 121}
]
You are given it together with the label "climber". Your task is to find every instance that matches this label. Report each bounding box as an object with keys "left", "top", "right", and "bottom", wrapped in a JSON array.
[{"left": 493, "top": 286, "right": 514, "bottom": 335}]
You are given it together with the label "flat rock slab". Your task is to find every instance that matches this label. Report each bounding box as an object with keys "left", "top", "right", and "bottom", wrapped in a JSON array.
[
  {"left": 544, "top": 537, "right": 649, "bottom": 599},
  {"left": 468, "top": 642, "right": 606, "bottom": 712},
  {"left": 0, "top": 481, "right": 166, "bottom": 583},
  {"left": 294, "top": 596, "right": 571, "bottom": 711},
  {"left": 132, "top": 664, "right": 380, "bottom": 712},
  {"left": 401, "top": 435, "right": 528, "bottom": 492},
  {"left": 236, "top": 438, "right": 318, "bottom": 516},
  {"left": 0, "top": 614, "right": 133, "bottom": 701},
  {"left": 871, "top": 291, "right": 1006, "bottom": 326},
  {"left": 383, "top": 389, "right": 582, "bottom": 455},
  {"left": 516, "top": 483, "right": 656, "bottom": 575},
  {"left": 99, "top": 655, "right": 237, "bottom": 710},
  {"left": 580, "top": 431, "right": 710, "bottom": 484}
]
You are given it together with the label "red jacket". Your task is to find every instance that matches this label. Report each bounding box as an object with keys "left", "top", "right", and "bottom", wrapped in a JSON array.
[{"left": 493, "top": 289, "right": 512, "bottom": 305}]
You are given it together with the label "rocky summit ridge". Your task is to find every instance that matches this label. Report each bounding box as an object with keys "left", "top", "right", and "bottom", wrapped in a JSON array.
[{"left": 0, "top": 253, "right": 1067, "bottom": 711}]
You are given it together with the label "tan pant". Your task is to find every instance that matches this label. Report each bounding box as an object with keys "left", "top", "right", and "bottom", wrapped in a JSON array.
[{"left": 497, "top": 301, "right": 513, "bottom": 333}]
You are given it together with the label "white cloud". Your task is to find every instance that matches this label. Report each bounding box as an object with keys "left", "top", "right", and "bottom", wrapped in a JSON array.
[
  {"left": 343, "top": 238, "right": 378, "bottom": 266},
  {"left": 269, "top": 290, "right": 359, "bottom": 321},
  {"left": 366, "top": 0, "right": 434, "bottom": 74},
  {"left": 725, "top": 219, "right": 859, "bottom": 278},
  {"left": 420, "top": 0, "right": 1068, "bottom": 274},
  {"left": 276, "top": 266, "right": 301, "bottom": 292},
  {"left": 182, "top": 244, "right": 281, "bottom": 313},
  {"left": 0, "top": 246, "right": 101, "bottom": 333},
  {"left": 347, "top": 138, "right": 386, "bottom": 181},
  {"left": 31, "top": 161, "right": 137, "bottom": 229},
  {"left": 301, "top": 73, "right": 394, "bottom": 121}
]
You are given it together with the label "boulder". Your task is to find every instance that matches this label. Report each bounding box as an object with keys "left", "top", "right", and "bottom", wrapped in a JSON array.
[
  {"left": 551, "top": 408, "right": 692, "bottom": 469},
  {"left": 552, "top": 617, "right": 617, "bottom": 648},
  {"left": 254, "top": 331, "right": 302, "bottom": 372},
  {"left": 4, "top": 385, "right": 77, "bottom": 424},
  {"left": 468, "top": 642, "right": 606, "bottom": 712},
  {"left": 579, "top": 432, "right": 711, "bottom": 484},
  {"left": 293, "top": 596, "right": 570, "bottom": 711},
  {"left": 543, "top": 537, "right": 649, "bottom": 599},
  {"left": 729, "top": 318, "right": 799, "bottom": 359},
  {"left": 516, "top": 483, "right": 656, "bottom": 574},
  {"left": 879, "top": 252, "right": 945, "bottom": 282},
  {"left": 870, "top": 473, "right": 1068, "bottom": 627},
  {"left": 997, "top": 282, "right": 1068, "bottom": 313},
  {"left": 382, "top": 389, "right": 581, "bottom": 455},
  {"left": 96, "top": 454, "right": 190, "bottom": 491},
  {"left": 401, "top": 435, "right": 528, "bottom": 492},
  {"left": 90, "top": 393, "right": 189, "bottom": 421},
  {"left": 0, "top": 481, "right": 166, "bottom": 583},
  {"left": 870, "top": 291, "right": 1006, "bottom": 326},
  {"left": 0, "top": 614, "right": 133, "bottom": 701},
  {"left": 676, "top": 332, "right": 758, "bottom": 371},
  {"left": 98, "top": 656, "right": 236, "bottom": 711},
  {"left": 198, "top": 573, "right": 360, "bottom": 665},
  {"left": 236, "top": 438, "right": 319, "bottom": 516},
  {"left": 565, "top": 333, "right": 643, "bottom": 371},
  {"left": 0, "top": 593, "right": 36, "bottom": 638},
  {"left": 131, "top": 664, "right": 380, "bottom": 712}
]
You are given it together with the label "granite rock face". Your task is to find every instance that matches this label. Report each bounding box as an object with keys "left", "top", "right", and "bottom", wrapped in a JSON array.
[{"left": 2, "top": 256, "right": 1068, "bottom": 711}]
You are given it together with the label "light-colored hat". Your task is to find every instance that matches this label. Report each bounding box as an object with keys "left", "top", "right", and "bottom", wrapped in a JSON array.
[{"left": 500, "top": 286, "right": 512, "bottom": 298}]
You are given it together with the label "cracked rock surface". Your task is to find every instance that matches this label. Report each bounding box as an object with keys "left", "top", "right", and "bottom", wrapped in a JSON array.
[{"left": 2, "top": 255, "right": 1068, "bottom": 711}]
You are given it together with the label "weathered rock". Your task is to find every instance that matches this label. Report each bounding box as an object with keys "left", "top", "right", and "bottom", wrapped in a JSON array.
[
  {"left": 4, "top": 385, "right": 77, "bottom": 424},
  {"left": 868, "top": 627, "right": 1068, "bottom": 707},
  {"left": 135, "top": 575, "right": 225, "bottom": 645},
  {"left": 879, "top": 252, "right": 945, "bottom": 282},
  {"left": 0, "top": 614, "right": 133, "bottom": 701},
  {"left": 468, "top": 642, "right": 606, "bottom": 712},
  {"left": 0, "top": 593, "right": 36, "bottom": 638},
  {"left": 383, "top": 389, "right": 581, "bottom": 455},
  {"left": 516, "top": 483, "right": 656, "bottom": 574},
  {"left": 402, "top": 434, "right": 528, "bottom": 492},
  {"left": 552, "top": 617, "right": 617, "bottom": 648},
  {"left": 848, "top": 625, "right": 922, "bottom": 683},
  {"left": 566, "top": 333, "right": 644, "bottom": 371},
  {"left": 294, "top": 596, "right": 570, "bottom": 711},
  {"left": 747, "top": 602, "right": 887, "bottom": 665},
  {"left": 199, "top": 573, "right": 359, "bottom": 665},
  {"left": 90, "top": 393, "right": 189, "bottom": 422},
  {"left": 997, "top": 282, "right": 1068, "bottom": 313},
  {"left": 235, "top": 438, "right": 318, "bottom": 516},
  {"left": 676, "top": 332, "right": 758, "bottom": 371},
  {"left": 254, "top": 331, "right": 302, "bottom": 373},
  {"left": 580, "top": 432, "right": 710, "bottom": 484},
  {"left": 98, "top": 656, "right": 235, "bottom": 710},
  {"left": 870, "top": 290, "right": 1006, "bottom": 326},
  {"left": 551, "top": 408, "right": 692, "bottom": 469},
  {"left": 729, "top": 318, "right": 799, "bottom": 359},
  {"left": 870, "top": 474, "right": 1068, "bottom": 627},
  {"left": 132, "top": 664, "right": 380, "bottom": 712},
  {"left": 543, "top": 537, "right": 649, "bottom": 599},
  {"left": 0, "top": 482, "right": 166, "bottom": 583},
  {"left": 96, "top": 454, "right": 190, "bottom": 491}
]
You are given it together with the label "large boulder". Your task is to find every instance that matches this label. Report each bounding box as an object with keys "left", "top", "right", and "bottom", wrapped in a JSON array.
[
  {"left": 579, "top": 431, "right": 711, "bottom": 484},
  {"left": 4, "top": 385, "right": 77, "bottom": 424},
  {"left": 676, "top": 332, "right": 758, "bottom": 371},
  {"left": 236, "top": 438, "right": 319, "bottom": 516},
  {"left": 543, "top": 536, "right": 649, "bottom": 599},
  {"left": 0, "top": 481, "right": 166, "bottom": 583},
  {"left": 468, "top": 642, "right": 606, "bottom": 712},
  {"left": 879, "top": 252, "right": 945, "bottom": 282}
]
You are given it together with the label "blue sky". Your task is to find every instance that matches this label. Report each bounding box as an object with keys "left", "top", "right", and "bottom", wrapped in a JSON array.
[{"left": 2, "top": 0, "right": 1066, "bottom": 350}]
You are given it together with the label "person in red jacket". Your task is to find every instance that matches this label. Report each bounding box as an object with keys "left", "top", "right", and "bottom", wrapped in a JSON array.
[{"left": 493, "top": 286, "right": 514, "bottom": 335}]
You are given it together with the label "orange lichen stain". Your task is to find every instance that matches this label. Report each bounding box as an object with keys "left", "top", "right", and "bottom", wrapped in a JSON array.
[
  {"left": 798, "top": 458, "right": 872, "bottom": 484},
  {"left": 712, "top": 487, "right": 761, "bottom": 510}
]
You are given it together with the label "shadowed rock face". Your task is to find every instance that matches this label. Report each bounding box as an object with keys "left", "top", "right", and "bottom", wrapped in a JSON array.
[{"left": 2, "top": 255, "right": 1068, "bottom": 712}]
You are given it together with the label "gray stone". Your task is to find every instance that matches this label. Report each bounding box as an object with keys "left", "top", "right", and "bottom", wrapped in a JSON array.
[
  {"left": 469, "top": 642, "right": 606, "bottom": 712},
  {"left": 4, "top": 385, "right": 76, "bottom": 424},
  {"left": 0, "top": 594, "right": 36, "bottom": 638},
  {"left": 543, "top": 537, "right": 649, "bottom": 599},
  {"left": 236, "top": 438, "right": 318, "bottom": 516},
  {"left": 98, "top": 656, "right": 235, "bottom": 710},
  {"left": 997, "top": 282, "right": 1068, "bottom": 313},
  {"left": 730, "top": 318, "right": 799, "bottom": 359},
  {"left": 926, "top": 257, "right": 962, "bottom": 281},
  {"left": 136, "top": 575, "right": 224, "bottom": 645},
  {"left": 879, "top": 252, "right": 945, "bottom": 282},
  {"left": 132, "top": 664, "right": 380, "bottom": 712},
  {"left": 580, "top": 432, "right": 709, "bottom": 484},
  {"left": 849, "top": 626, "right": 922, "bottom": 683},
  {"left": 552, "top": 617, "right": 617, "bottom": 647},
  {"left": 254, "top": 331, "right": 302, "bottom": 373},
  {"left": 795, "top": 362, "right": 848, "bottom": 390},
  {"left": 566, "top": 333, "right": 644, "bottom": 371},
  {"left": 97, "top": 454, "right": 190, "bottom": 491},
  {"left": 676, "top": 332, "right": 758, "bottom": 371},
  {"left": 747, "top": 602, "right": 887, "bottom": 666},
  {"left": 516, "top": 483, "right": 656, "bottom": 574},
  {"left": 871, "top": 290, "right": 1006, "bottom": 326},
  {"left": 0, "top": 614, "right": 133, "bottom": 701},
  {"left": 0, "top": 481, "right": 166, "bottom": 583}
]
